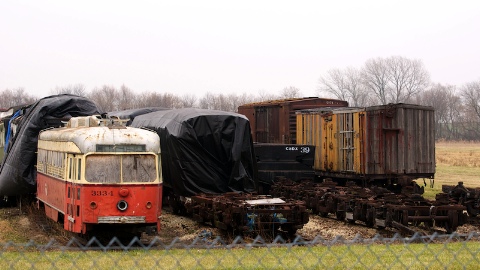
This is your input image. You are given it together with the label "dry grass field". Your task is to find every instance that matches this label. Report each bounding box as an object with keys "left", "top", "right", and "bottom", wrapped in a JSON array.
[{"left": 422, "top": 141, "right": 480, "bottom": 199}]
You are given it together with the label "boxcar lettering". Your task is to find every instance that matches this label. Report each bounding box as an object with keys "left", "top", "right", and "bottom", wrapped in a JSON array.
[
  {"left": 285, "top": 147, "right": 298, "bottom": 151},
  {"left": 300, "top": 147, "right": 311, "bottom": 154}
]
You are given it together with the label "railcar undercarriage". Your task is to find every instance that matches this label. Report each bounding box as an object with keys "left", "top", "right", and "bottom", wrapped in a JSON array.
[
  {"left": 166, "top": 192, "right": 310, "bottom": 237},
  {"left": 270, "top": 178, "right": 468, "bottom": 234}
]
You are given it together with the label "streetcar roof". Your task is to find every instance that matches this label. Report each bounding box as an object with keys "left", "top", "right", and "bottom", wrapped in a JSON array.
[{"left": 38, "top": 125, "right": 160, "bottom": 153}]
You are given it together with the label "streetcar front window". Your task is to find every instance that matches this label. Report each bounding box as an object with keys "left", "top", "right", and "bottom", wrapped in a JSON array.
[
  {"left": 122, "top": 155, "right": 156, "bottom": 182},
  {"left": 85, "top": 154, "right": 156, "bottom": 183},
  {"left": 85, "top": 155, "right": 121, "bottom": 183}
]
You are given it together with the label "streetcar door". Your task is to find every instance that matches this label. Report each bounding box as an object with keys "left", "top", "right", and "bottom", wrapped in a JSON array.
[
  {"left": 65, "top": 155, "right": 74, "bottom": 231},
  {"left": 66, "top": 154, "right": 82, "bottom": 233}
]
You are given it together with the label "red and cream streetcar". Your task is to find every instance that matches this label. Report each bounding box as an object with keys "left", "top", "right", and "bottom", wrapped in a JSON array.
[{"left": 36, "top": 115, "right": 162, "bottom": 236}]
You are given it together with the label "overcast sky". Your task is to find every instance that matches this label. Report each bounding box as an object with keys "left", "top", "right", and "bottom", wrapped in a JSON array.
[{"left": 1, "top": 1, "right": 479, "bottom": 99}]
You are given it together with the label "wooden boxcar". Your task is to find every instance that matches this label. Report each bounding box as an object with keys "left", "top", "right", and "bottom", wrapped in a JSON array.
[
  {"left": 238, "top": 97, "right": 348, "bottom": 144},
  {"left": 296, "top": 103, "right": 435, "bottom": 185}
]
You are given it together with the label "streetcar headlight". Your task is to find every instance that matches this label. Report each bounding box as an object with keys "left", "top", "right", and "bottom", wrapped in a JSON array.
[
  {"left": 117, "top": 200, "right": 128, "bottom": 211},
  {"left": 146, "top": 201, "right": 152, "bottom": 209}
]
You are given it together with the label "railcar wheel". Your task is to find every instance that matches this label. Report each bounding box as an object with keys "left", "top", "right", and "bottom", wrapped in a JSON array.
[
  {"left": 445, "top": 210, "right": 459, "bottom": 234},
  {"left": 319, "top": 211, "right": 329, "bottom": 217},
  {"left": 336, "top": 211, "right": 345, "bottom": 221},
  {"left": 466, "top": 204, "right": 479, "bottom": 217}
]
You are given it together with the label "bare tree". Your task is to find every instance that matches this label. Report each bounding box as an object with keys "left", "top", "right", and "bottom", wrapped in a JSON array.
[
  {"left": 0, "top": 88, "right": 37, "bottom": 108},
  {"left": 386, "top": 56, "right": 430, "bottom": 103},
  {"left": 361, "top": 57, "right": 390, "bottom": 105},
  {"left": 235, "top": 93, "right": 257, "bottom": 111},
  {"left": 117, "top": 84, "right": 138, "bottom": 110},
  {"left": 361, "top": 56, "right": 430, "bottom": 105},
  {"left": 137, "top": 91, "right": 163, "bottom": 108},
  {"left": 199, "top": 92, "right": 232, "bottom": 111},
  {"left": 417, "top": 83, "right": 462, "bottom": 140},
  {"left": 318, "top": 67, "right": 370, "bottom": 106},
  {"left": 136, "top": 91, "right": 181, "bottom": 108},
  {"left": 257, "top": 90, "right": 278, "bottom": 101},
  {"left": 88, "top": 85, "right": 119, "bottom": 112},
  {"left": 280, "top": 86, "right": 302, "bottom": 99},
  {"left": 225, "top": 93, "right": 245, "bottom": 112},
  {"left": 179, "top": 94, "right": 197, "bottom": 108},
  {"left": 460, "top": 80, "right": 480, "bottom": 139},
  {"left": 318, "top": 68, "right": 350, "bottom": 101},
  {"left": 199, "top": 92, "right": 217, "bottom": 110},
  {"left": 163, "top": 93, "right": 182, "bottom": 108},
  {"left": 51, "top": 84, "right": 88, "bottom": 97}
]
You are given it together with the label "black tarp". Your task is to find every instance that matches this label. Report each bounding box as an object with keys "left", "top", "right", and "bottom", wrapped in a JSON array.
[
  {"left": 131, "top": 108, "right": 257, "bottom": 197},
  {"left": 0, "top": 94, "right": 103, "bottom": 196},
  {"left": 107, "top": 107, "right": 167, "bottom": 125}
]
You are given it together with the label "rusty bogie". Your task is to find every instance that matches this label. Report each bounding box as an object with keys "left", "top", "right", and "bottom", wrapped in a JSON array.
[
  {"left": 185, "top": 193, "right": 309, "bottom": 236},
  {"left": 271, "top": 179, "right": 466, "bottom": 233},
  {"left": 441, "top": 182, "right": 480, "bottom": 217}
]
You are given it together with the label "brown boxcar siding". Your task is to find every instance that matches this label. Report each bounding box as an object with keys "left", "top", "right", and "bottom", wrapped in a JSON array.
[
  {"left": 364, "top": 104, "right": 435, "bottom": 178},
  {"left": 238, "top": 97, "right": 348, "bottom": 144}
]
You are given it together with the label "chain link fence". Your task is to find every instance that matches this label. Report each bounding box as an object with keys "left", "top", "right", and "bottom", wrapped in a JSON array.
[{"left": 1, "top": 232, "right": 480, "bottom": 269}]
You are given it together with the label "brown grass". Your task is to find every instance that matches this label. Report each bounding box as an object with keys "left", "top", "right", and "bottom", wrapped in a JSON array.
[
  {"left": 421, "top": 141, "right": 480, "bottom": 199},
  {"left": 436, "top": 141, "right": 480, "bottom": 168}
]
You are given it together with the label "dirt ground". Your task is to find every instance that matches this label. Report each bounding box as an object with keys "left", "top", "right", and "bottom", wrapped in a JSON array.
[{"left": 2, "top": 204, "right": 478, "bottom": 246}]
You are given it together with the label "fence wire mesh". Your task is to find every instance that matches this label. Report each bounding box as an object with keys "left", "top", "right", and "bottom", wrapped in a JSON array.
[{"left": 1, "top": 232, "right": 480, "bottom": 269}]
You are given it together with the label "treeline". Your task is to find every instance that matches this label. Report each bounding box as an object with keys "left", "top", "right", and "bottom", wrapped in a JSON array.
[
  {"left": 316, "top": 56, "right": 480, "bottom": 141},
  {"left": 0, "top": 85, "right": 303, "bottom": 113},
  {"left": 1, "top": 56, "right": 479, "bottom": 141}
]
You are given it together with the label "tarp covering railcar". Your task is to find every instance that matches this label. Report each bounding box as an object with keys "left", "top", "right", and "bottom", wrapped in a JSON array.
[
  {"left": 0, "top": 94, "right": 103, "bottom": 196},
  {"left": 107, "top": 107, "right": 167, "bottom": 125},
  {"left": 131, "top": 108, "right": 257, "bottom": 197}
]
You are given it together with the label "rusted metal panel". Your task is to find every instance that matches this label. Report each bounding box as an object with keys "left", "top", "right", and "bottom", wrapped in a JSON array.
[
  {"left": 254, "top": 143, "right": 315, "bottom": 190},
  {"left": 238, "top": 97, "right": 348, "bottom": 144}
]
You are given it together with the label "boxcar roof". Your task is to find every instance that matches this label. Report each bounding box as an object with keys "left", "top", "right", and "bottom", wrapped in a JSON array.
[{"left": 238, "top": 97, "right": 347, "bottom": 108}]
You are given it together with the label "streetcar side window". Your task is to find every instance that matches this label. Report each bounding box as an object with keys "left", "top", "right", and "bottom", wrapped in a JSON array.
[
  {"left": 77, "top": 158, "right": 82, "bottom": 180},
  {"left": 68, "top": 158, "right": 73, "bottom": 180}
]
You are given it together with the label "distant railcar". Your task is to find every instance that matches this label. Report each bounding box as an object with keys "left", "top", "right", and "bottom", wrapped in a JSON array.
[
  {"left": 36, "top": 115, "right": 162, "bottom": 235},
  {"left": 254, "top": 143, "right": 315, "bottom": 193},
  {"left": 296, "top": 103, "right": 435, "bottom": 186},
  {"left": 238, "top": 97, "right": 348, "bottom": 144},
  {"left": 0, "top": 105, "right": 31, "bottom": 163}
]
